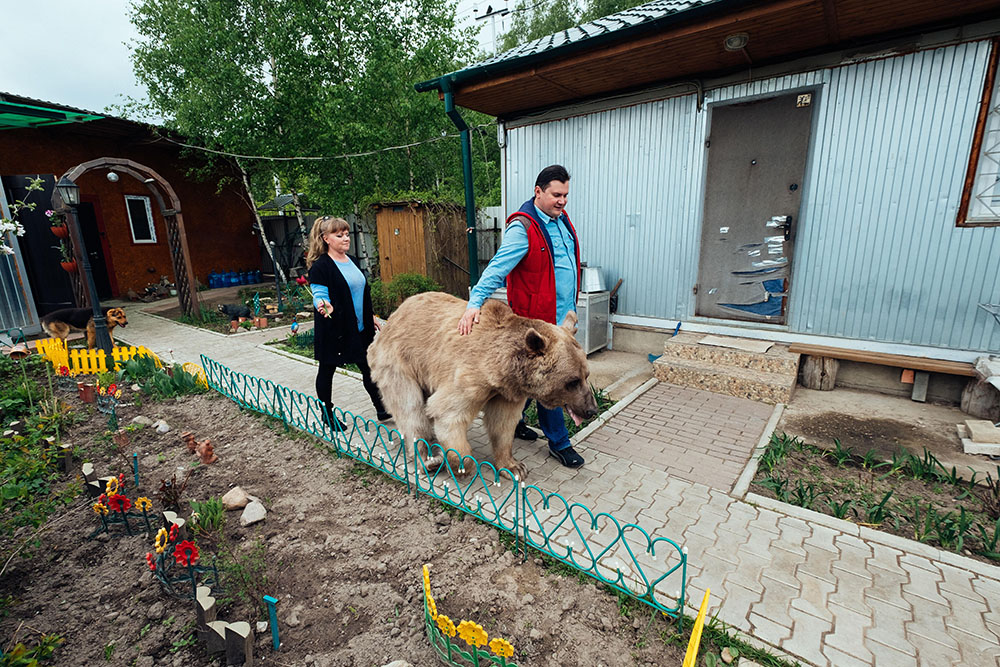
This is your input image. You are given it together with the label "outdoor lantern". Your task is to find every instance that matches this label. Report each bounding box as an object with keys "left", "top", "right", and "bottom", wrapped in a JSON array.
[
  {"left": 106, "top": 171, "right": 119, "bottom": 183},
  {"left": 55, "top": 176, "right": 80, "bottom": 206}
]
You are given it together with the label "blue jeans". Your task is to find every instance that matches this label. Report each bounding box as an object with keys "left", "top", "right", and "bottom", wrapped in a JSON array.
[{"left": 524, "top": 400, "right": 571, "bottom": 451}]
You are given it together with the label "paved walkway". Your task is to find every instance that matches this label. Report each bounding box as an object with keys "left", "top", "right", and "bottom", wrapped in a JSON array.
[{"left": 116, "top": 302, "right": 1000, "bottom": 666}]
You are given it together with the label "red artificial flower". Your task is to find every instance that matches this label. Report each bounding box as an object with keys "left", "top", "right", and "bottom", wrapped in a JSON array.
[
  {"left": 107, "top": 383, "right": 118, "bottom": 395},
  {"left": 168, "top": 523, "right": 179, "bottom": 541},
  {"left": 174, "top": 540, "right": 199, "bottom": 567},
  {"left": 107, "top": 494, "right": 131, "bottom": 513},
  {"left": 118, "top": 473, "right": 126, "bottom": 486},
  {"left": 145, "top": 552, "right": 156, "bottom": 571},
  {"left": 98, "top": 493, "right": 107, "bottom": 504},
  {"left": 58, "top": 366, "right": 70, "bottom": 376},
  {"left": 295, "top": 276, "right": 308, "bottom": 285}
]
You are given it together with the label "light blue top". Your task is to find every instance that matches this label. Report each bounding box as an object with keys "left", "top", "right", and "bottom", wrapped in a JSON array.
[
  {"left": 311, "top": 258, "right": 366, "bottom": 331},
  {"left": 468, "top": 202, "right": 578, "bottom": 324}
]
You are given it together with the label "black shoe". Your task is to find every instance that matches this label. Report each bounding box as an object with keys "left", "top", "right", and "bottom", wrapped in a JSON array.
[
  {"left": 549, "top": 445, "right": 584, "bottom": 468},
  {"left": 377, "top": 411, "right": 393, "bottom": 422},
  {"left": 514, "top": 422, "right": 538, "bottom": 441}
]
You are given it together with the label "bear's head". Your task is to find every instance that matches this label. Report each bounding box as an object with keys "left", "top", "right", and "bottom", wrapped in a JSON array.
[{"left": 523, "top": 312, "right": 599, "bottom": 425}]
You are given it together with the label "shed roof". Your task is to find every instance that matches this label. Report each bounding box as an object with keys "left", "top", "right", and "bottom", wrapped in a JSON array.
[{"left": 0, "top": 95, "right": 103, "bottom": 130}]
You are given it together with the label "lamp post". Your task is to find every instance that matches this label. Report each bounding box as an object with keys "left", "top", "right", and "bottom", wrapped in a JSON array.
[{"left": 55, "top": 176, "right": 113, "bottom": 356}]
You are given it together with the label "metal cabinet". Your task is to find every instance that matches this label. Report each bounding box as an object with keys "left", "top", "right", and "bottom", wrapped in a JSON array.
[{"left": 576, "top": 291, "right": 609, "bottom": 354}]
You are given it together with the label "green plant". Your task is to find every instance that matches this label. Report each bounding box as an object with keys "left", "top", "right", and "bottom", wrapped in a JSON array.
[
  {"left": 0, "top": 634, "right": 63, "bottom": 666},
  {"left": 978, "top": 467, "right": 1000, "bottom": 520},
  {"left": 169, "top": 622, "right": 197, "bottom": 652},
  {"left": 240, "top": 319, "right": 254, "bottom": 330},
  {"left": 217, "top": 537, "right": 270, "bottom": 614},
  {"left": 757, "top": 432, "right": 794, "bottom": 474},
  {"left": 757, "top": 475, "right": 790, "bottom": 503},
  {"left": 975, "top": 518, "right": 1000, "bottom": 559},
  {"left": 935, "top": 506, "right": 975, "bottom": 552},
  {"left": 906, "top": 499, "right": 937, "bottom": 543},
  {"left": 103, "top": 642, "right": 115, "bottom": 661},
  {"left": 860, "top": 449, "right": 888, "bottom": 472},
  {"left": 190, "top": 497, "right": 225, "bottom": 535},
  {"left": 157, "top": 471, "right": 192, "bottom": 512},
  {"left": 826, "top": 439, "right": 854, "bottom": 468},
  {"left": 790, "top": 480, "right": 826, "bottom": 510},
  {"left": 826, "top": 498, "right": 855, "bottom": 520},
  {"left": 863, "top": 490, "right": 894, "bottom": 525}
]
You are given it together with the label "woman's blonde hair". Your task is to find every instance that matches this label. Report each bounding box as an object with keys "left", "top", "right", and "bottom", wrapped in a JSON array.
[{"left": 305, "top": 215, "right": 351, "bottom": 267}]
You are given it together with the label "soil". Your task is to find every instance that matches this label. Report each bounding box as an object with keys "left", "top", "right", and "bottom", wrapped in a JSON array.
[
  {"left": 751, "top": 435, "right": 1000, "bottom": 565},
  {"left": 1, "top": 388, "right": 698, "bottom": 667}
]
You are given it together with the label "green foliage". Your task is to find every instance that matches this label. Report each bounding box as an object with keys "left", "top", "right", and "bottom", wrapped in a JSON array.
[
  {"left": 178, "top": 306, "right": 226, "bottom": 328},
  {"left": 500, "top": 0, "right": 650, "bottom": 52},
  {"left": 826, "top": 438, "right": 854, "bottom": 467},
  {"left": 217, "top": 536, "right": 270, "bottom": 614},
  {"left": 117, "top": 355, "right": 206, "bottom": 400},
  {"left": 190, "top": 497, "right": 225, "bottom": 535},
  {"left": 978, "top": 467, "right": 1000, "bottom": 520},
  {"left": 370, "top": 272, "right": 444, "bottom": 318},
  {"left": 0, "top": 634, "right": 63, "bottom": 666},
  {"left": 756, "top": 432, "right": 796, "bottom": 475},
  {"left": 826, "top": 498, "right": 854, "bottom": 520}
]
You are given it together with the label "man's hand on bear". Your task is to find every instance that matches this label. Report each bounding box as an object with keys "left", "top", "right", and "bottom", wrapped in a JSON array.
[{"left": 458, "top": 307, "right": 480, "bottom": 335}]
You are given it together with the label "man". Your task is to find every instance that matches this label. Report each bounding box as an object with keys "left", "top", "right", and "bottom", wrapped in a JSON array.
[{"left": 458, "top": 164, "right": 584, "bottom": 468}]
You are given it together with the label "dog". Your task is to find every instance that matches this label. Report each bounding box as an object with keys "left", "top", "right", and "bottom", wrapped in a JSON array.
[
  {"left": 41, "top": 307, "right": 128, "bottom": 349},
  {"left": 368, "top": 292, "right": 598, "bottom": 479},
  {"left": 218, "top": 303, "right": 252, "bottom": 320}
]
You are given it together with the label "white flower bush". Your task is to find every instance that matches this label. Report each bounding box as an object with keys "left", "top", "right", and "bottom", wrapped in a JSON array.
[{"left": 1, "top": 176, "right": 44, "bottom": 256}]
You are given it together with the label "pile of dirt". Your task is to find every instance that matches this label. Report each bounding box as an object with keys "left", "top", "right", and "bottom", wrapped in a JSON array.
[{"left": 1, "top": 390, "right": 691, "bottom": 666}]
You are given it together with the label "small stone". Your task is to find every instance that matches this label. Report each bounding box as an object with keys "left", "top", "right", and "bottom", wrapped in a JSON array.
[
  {"left": 154, "top": 420, "right": 171, "bottom": 434},
  {"left": 521, "top": 594, "right": 534, "bottom": 605},
  {"left": 222, "top": 487, "right": 250, "bottom": 510},
  {"left": 529, "top": 628, "right": 543, "bottom": 640},
  {"left": 135, "top": 657, "right": 154, "bottom": 667},
  {"left": 286, "top": 611, "right": 301, "bottom": 627},
  {"left": 240, "top": 501, "right": 267, "bottom": 526},
  {"left": 147, "top": 601, "right": 165, "bottom": 620},
  {"left": 131, "top": 416, "right": 154, "bottom": 426},
  {"left": 382, "top": 660, "right": 411, "bottom": 667},
  {"left": 721, "top": 647, "right": 735, "bottom": 664},
  {"left": 433, "top": 511, "right": 451, "bottom": 526},
  {"left": 256, "top": 621, "right": 269, "bottom": 633},
  {"left": 561, "top": 597, "right": 575, "bottom": 612},
  {"left": 131, "top": 384, "right": 141, "bottom": 392}
]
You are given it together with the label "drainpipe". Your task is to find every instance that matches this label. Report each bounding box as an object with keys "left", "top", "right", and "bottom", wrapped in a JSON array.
[{"left": 440, "top": 80, "right": 480, "bottom": 287}]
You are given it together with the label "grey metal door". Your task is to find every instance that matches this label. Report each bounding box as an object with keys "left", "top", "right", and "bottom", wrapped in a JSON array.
[{"left": 695, "top": 92, "right": 814, "bottom": 324}]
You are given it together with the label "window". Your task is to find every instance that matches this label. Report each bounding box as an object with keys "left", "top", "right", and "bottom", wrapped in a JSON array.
[
  {"left": 125, "top": 195, "right": 157, "bottom": 243},
  {"left": 959, "top": 38, "right": 1000, "bottom": 227}
]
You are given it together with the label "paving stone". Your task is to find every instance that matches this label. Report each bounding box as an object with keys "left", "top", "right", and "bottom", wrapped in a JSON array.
[
  {"left": 747, "top": 611, "right": 792, "bottom": 645},
  {"left": 802, "top": 523, "right": 839, "bottom": 554},
  {"left": 752, "top": 575, "right": 798, "bottom": 630},
  {"left": 899, "top": 559, "right": 950, "bottom": 607},
  {"left": 715, "top": 580, "right": 761, "bottom": 627},
  {"left": 789, "top": 571, "right": 835, "bottom": 622},
  {"left": 828, "top": 569, "right": 875, "bottom": 616},
  {"left": 821, "top": 645, "right": 872, "bottom": 667},
  {"left": 797, "top": 542, "right": 838, "bottom": 585},
  {"left": 865, "top": 638, "right": 919, "bottom": 667},
  {"left": 937, "top": 562, "right": 988, "bottom": 604},
  {"left": 905, "top": 631, "right": 962, "bottom": 666},
  {"left": 782, "top": 606, "right": 832, "bottom": 667},
  {"left": 864, "top": 566, "right": 909, "bottom": 610}
]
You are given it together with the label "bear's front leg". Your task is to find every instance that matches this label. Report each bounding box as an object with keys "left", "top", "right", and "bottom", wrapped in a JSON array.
[
  {"left": 483, "top": 396, "right": 527, "bottom": 481},
  {"left": 425, "top": 390, "right": 478, "bottom": 477}
]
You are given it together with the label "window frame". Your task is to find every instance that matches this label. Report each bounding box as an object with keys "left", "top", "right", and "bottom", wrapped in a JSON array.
[
  {"left": 958, "top": 37, "right": 1000, "bottom": 228},
  {"left": 125, "top": 194, "right": 158, "bottom": 244}
]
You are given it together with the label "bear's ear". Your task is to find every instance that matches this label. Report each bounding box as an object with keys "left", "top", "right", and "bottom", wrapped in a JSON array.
[
  {"left": 524, "top": 328, "right": 546, "bottom": 355},
  {"left": 560, "top": 310, "right": 578, "bottom": 334}
]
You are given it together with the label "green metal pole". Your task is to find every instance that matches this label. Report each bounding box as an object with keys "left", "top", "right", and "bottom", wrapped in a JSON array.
[{"left": 443, "top": 87, "right": 480, "bottom": 287}]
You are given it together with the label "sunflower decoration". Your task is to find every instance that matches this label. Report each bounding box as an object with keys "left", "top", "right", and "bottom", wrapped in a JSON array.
[
  {"left": 154, "top": 527, "right": 169, "bottom": 554},
  {"left": 92, "top": 502, "right": 109, "bottom": 516},
  {"left": 105, "top": 477, "right": 119, "bottom": 496},
  {"left": 436, "top": 614, "right": 457, "bottom": 637},
  {"left": 426, "top": 595, "right": 438, "bottom": 620},
  {"left": 135, "top": 497, "right": 152, "bottom": 512},
  {"left": 489, "top": 637, "right": 515, "bottom": 659},
  {"left": 457, "top": 620, "right": 488, "bottom": 648}
]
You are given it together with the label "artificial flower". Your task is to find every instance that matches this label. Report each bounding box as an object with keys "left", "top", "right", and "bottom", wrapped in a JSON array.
[
  {"left": 174, "top": 540, "right": 199, "bottom": 567},
  {"left": 135, "top": 497, "right": 152, "bottom": 512},
  {"left": 489, "top": 637, "right": 515, "bottom": 658},
  {"left": 145, "top": 552, "right": 156, "bottom": 571},
  {"left": 436, "top": 614, "right": 456, "bottom": 637},
  {"left": 427, "top": 595, "right": 437, "bottom": 620},
  {"left": 107, "top": 383, "right": 118, "bottom": 395},
  {"left": 168, "top": 523, "right": 179, "bottom": 541},
  {"left": 58, "top": 366, "right": 70, "bottom": 376},
  {"left": 97, "top": 385, "right": 106, "bottom": 395},
  {"left": 107, "top": 494, "right": 131, "bottom": 513},
  {"left": 105, "top": 477, "right": 119, "bottom": 496},
  {"left": 457, "top": 620, "right": 488, "bottom": 647},
  {"left": 98, "top": 493, "right": 107, "bottom": 504},
  {"left": 154, "top": 527, "right": 168, "bottom": 554},
  {"left": 93, "top": 502, "right": 108, "bottom": 515},
  {"left": 114, "top": 389, "right": 122, "bottom": 399}
]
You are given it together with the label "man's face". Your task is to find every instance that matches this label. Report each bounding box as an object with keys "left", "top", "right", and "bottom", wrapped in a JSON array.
[{"left": 534, "top": 180, "right": 569, "bottom": 219}]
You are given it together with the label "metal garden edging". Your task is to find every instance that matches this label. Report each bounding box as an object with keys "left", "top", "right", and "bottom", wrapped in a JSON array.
[{"left": 200, "top": 355, "right": 687, "bottom": 620}]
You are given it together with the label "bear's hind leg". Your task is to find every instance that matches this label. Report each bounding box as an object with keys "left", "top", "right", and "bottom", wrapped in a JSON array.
[
  {"left": 373, "top": 367, "right": 434, "bottom": 461},
  {"left": 483, "top": 396, "right": 527, "bottom": 481}
]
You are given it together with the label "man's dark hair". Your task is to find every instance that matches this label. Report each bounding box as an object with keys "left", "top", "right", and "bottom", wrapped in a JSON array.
[{"left": 535, "top": 165, "right": 570, "bottom": 190}]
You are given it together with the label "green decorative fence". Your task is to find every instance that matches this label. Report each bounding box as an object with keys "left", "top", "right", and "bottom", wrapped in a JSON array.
[{"left": 201, "top": 355, "right": 687, "bottom": 620}]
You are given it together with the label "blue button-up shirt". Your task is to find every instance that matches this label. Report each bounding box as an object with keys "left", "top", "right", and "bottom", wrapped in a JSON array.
[{"left": 468, "top": 202, "right": 578, "bottom": 324}]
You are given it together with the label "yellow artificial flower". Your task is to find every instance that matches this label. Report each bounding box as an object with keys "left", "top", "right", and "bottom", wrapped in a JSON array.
[
  {"left": 489, "top": 637, "right": 515, "bottom": 658},
  {"left": 457, "top": 620, "right": 488, "bottom": 647},
  {"left": 436, "top": 614, "right": 456, "bottom": 637},
  {"left": 93, "top": 502, "right": 108, "bottom": 516},
  {"left": 423, "top": 564, "right": 431, "bottom": 588},
  {"left": 154, "top": 527, "right": 169, "bottom": 554},
  {"left": 135, "top": 497, "right": 152, "bottom": 512},
  {"left": 427, "top": 595, "right": 438, "bottom": 620},
  {"left": 105, "top": 477, "right": 119, "bottom": 496}
]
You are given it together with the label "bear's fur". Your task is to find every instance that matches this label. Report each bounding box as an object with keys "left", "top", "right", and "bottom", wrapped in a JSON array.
[{"left": 367, "top": 292, "right": 598, "bottom": 479}]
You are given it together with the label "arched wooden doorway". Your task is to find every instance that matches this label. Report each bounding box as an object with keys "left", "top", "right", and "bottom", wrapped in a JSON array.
[{"left": 51, "top": 158, "right": 200, "bottom": 317}]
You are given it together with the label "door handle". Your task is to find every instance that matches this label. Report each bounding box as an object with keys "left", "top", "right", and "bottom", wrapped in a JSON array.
[{"left": 783, "top": 215, "right": 793, "bottom": 241}]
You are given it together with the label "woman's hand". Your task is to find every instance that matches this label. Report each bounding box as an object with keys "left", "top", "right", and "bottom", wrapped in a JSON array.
[{"left": 316, "top": 300, "right": 333, "bottom": 318}]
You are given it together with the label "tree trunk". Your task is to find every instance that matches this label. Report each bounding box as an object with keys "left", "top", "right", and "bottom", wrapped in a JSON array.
[
  {"left": 289, "top": 187, "right": 310, "bottom": 246},
  {"left": 238, "top": 162, "right": 286, "bottom": 284},
  {"left": 800, "top": 355, "right": 839, "bottom": 391}
]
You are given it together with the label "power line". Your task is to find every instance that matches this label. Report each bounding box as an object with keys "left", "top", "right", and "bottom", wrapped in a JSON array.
[{"left": 151, "top": 124, "right": 494, "bottom": 162}]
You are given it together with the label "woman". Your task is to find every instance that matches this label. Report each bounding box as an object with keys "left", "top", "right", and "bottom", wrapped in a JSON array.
[{"left": 305, "top": 215, "right": 391, "bottom": 430}]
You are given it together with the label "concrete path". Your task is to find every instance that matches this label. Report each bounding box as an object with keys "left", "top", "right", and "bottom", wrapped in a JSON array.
[{"left": 115, "top": 301, "right": 1000, "bottom": 666}]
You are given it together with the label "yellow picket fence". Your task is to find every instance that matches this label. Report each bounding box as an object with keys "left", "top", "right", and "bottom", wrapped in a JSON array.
[{"left": 32, "top": 338, "right": 163, "bottom": 376}]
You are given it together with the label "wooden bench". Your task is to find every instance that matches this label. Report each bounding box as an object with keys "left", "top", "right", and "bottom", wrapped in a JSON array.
[{"left": 788, "top": 343, "right": 977, "bottom": 402}]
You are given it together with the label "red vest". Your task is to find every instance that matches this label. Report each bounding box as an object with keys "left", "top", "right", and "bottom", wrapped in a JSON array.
[{"left": 504, "top": 203, "right": 581, "bottom": 324}]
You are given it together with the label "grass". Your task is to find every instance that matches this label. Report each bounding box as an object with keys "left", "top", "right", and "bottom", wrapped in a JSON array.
[{"left": 523, "top": 384, "right": 614, "bottom": 438}]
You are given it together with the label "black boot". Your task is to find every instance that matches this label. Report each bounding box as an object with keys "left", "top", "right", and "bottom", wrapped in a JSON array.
[{"left": 322, "top": 402, "right": 347, "bottom": 432}]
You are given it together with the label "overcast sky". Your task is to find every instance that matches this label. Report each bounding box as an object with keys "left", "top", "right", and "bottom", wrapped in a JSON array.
[{"left": 0, "top": 0, "right": 504, "bottom": 116}]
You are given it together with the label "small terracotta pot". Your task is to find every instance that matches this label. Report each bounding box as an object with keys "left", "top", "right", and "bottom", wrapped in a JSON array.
[
  {"left": 50, "top": 224, "right": 69, "bottom": 239},
  {"left": 77, "top": 382, "right": 95, "bottom": 403},
  {"left": 254, "top": 317, "right": 268, "bottom": 329},
  {"left": 60, "top": 260, "right": 78, "bottom": 273}
]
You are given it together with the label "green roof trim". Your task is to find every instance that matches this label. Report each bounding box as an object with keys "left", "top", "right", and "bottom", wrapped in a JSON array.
[
  {"left": 416, "top": 0, "right": 736, "bottom": 96},
  {"left": 0, "top": 100, "right": 103, "bottom": 130}
]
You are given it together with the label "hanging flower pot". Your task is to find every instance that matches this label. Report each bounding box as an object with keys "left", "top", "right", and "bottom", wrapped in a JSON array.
[
  {"left": 50, "top": 223, "right": 69, "bottom": 239},
  {"left": 60, "top": 260, "right": 78, "bottom": 272}
]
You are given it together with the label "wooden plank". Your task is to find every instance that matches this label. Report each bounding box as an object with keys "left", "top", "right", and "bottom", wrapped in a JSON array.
[{"left": 787, "top": 343, "right": 976, "bottom": 376}]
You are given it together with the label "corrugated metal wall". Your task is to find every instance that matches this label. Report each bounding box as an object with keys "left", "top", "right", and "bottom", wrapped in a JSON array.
[{"left": 504, "top": 39, "right": 1000, "bottom": 353}]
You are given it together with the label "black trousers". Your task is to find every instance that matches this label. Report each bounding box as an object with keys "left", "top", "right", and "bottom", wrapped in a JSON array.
[{"left": 315, "top": 357, "right": 386, "bottom": 419}]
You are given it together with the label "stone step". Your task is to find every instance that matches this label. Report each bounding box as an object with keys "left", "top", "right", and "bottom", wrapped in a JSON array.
[
  {"left": 652, "top": 355, "right": 796, "bottom": 404},
  {"left": 661, "top": 332, "right": 800, "bottom": 375}
]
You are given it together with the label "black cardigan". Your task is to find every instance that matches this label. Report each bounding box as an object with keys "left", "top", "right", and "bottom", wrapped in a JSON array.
[{"left": 308, "top": 254, "right": 375, "bottom": 366}]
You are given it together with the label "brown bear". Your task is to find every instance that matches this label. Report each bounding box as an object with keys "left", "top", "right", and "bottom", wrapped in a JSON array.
[{"left": 367, "top": 292, "right": 598, "bottom": 479}]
